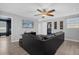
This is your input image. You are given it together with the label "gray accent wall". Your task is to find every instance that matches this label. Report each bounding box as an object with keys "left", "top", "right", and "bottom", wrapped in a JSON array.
[{"left": 65, "top": 17, "right": 79, "bottom": 42}]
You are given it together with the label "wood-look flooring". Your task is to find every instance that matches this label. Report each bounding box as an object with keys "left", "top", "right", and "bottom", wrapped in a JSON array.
[
  {"left": 55, "top": 40, "right": 79, "bottom": 55},
  {"left": 0, "top": 36, "right": 79, "bottom": 55}
]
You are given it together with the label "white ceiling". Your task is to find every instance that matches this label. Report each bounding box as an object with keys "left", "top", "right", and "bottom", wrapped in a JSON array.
[{"left": 0, "top": 3, "right": 79, "bottom": 19}]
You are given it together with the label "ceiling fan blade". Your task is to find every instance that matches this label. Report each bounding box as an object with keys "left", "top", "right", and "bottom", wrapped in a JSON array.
[
  {"left": 37, "top": 9, "right": 42, "bottom": 12},
  {"left": 47, "top": 13, "right": 54, "bottom": 16},
  {"left": 34, "top": 14, "right": 41, "bottom": 16},
  {"left": 48, "top": 9, "right": 55, "bottom": 13}
]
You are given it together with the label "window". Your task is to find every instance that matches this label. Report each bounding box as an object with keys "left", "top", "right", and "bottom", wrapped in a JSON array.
[
  {"left": 54, "top": 22, "right": 57, "bottom": 29},
  {"left": 0, "top": 21, "right": 6, "bottom": 33},
  {"left": 60, "top": 21, "right": 63, "bottom": 29},
  {"left": 67, "top": 18, "right": 79, "bottom": 28}
]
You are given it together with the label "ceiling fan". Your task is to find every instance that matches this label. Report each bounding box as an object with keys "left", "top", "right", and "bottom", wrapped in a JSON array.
[{"left": 35, "top": 9, "right": 55, "bottom": 18}]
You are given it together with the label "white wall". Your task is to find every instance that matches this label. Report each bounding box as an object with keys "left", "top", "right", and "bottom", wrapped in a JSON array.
[
  {"left": 37, "top": 19, "right": 65, "bottom": 35},
  {"left": 0, "top": 10, "right": 38, "bottom": 42},
  {"left": 37, "top": 21, "right": 47, "bottom": 35},
  {"left": 51, "top": 20, "right": 65, "bottom": 33}
]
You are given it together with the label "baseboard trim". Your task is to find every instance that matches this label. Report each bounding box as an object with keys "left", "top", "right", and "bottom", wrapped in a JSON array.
[{"left": 65, "top": 38, "right": 79, "bottom": 42}]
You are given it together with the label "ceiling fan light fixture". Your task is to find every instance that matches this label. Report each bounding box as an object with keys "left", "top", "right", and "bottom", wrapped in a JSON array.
[{"left": 35, "top": 9, "right": 55, "bottom": 18}]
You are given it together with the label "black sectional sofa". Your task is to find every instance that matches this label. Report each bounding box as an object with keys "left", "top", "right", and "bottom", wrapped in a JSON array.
[{"left": 19, "top": 31, "right": 64, "bottom": 55}]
